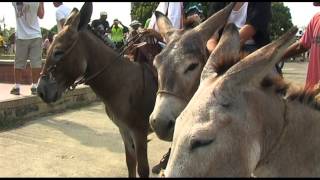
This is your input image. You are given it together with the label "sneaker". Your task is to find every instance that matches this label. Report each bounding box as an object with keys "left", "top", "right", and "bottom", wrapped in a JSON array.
[
  {"left": 10, "top": 87, "right": 20, "bottom": 95},
  {"left": 152, "top": 148, "right": 171, "bottom": 174},
  {"left": 31, "top": 86, "right": 37, "bottom": 95}
]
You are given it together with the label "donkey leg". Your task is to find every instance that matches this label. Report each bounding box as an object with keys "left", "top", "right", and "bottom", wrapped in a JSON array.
[
  {"left": 133, "top": 130, "right": 149, "bottom": 178},
  {"left": 119, "top": 129, "right": 137, "bottom": 177}
]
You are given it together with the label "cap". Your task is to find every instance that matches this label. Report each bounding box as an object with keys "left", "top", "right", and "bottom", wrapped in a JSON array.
[
  {"left": 130, "top": 20, "right": 141, "bottom": 27},
  {"left": 100, "top": 11, "right": 107, "bottom": 16}
]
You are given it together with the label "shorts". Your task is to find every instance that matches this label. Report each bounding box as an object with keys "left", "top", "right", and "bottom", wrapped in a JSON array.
[{"left": 15, "top": 38, "right": 42, "bottom": 69}]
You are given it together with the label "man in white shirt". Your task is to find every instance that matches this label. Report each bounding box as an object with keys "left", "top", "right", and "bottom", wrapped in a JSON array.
[
  {"left": 11, "top": 2, "right": 44, "bottom": 95},
  {"left": 53, "top": 2, "right": 71, "bottom": 32}
]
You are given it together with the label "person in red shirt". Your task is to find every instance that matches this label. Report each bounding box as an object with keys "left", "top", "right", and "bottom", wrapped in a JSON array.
[{"left": 282, "top": 2, "right": 320, "bottom": 90}]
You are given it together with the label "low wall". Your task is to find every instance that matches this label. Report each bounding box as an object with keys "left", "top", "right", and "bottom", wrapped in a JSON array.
[
  {"left": 0, "top": 85, "right": 100, "bottom": 128},
  {"left": 0, "top": 60, "right": 46, "bottom": 84}
]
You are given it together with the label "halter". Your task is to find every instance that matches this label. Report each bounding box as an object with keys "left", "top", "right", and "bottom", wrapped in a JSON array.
[
  {"left": 252, "top": 97, "right": 289, "bottom": 175},
  {"left": 41, "top": 29, "right": 147, "bottom": 92},
  {"left": 157, "top": 89, "right": 189, "bottom": 103}
]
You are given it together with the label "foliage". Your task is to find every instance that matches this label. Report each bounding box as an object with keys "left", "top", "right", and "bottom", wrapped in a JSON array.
[
  {"left": 50, "top": 25, "right": 58, "bottom": 34},
  {"left": 270, "top": 2, "right": 293, "bottom": 40},
  {"left": 131, "top": 2, "right": 159, "bottom": 27},
  {"left": 41, "top": 27, "right": 50, "bottom": 38}
]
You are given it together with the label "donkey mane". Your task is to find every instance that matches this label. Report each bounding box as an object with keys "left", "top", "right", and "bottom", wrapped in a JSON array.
[
  {"left": 261, "top": 76, "right": 320, "bottom": 110},
  {"left": 87, "top": 25, "right": 116, "bottom": 50}
]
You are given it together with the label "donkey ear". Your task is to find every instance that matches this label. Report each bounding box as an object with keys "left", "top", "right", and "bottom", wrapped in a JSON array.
[
  {"left": 220, "top": 26, "right": 298, "bottom": 90},
  {"left": 64, "top": 8, "right": 79, "bottom": 27},
  {"left": 78, "top": 2, "right": 93, "bottom": 31},
  {"left": 201, "top": 23, "right": 240, "bottom": 81},
  {"left": 194, "top": 2, "right": 234, "bottom": 42},
  {"left": 155, "top": 11, "right": 174, "bottom": 42}
]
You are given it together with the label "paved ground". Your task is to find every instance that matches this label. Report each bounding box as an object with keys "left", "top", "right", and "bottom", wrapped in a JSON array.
[
  {"left": 0, "top": 61, "right": 308, "bottom": 177},
  {"left": 282, "top": 61, "right": 308, "bottom": 86}
]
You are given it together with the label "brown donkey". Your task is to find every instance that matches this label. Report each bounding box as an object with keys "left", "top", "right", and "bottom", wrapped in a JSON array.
[
  {"left": 37, "top": 3, "right": 158, "bottom": 177},
  {"left": 164, "top": 25, "right": 320, "bottom": 177},
  {"left": 150, "top": 3, "right": 235, "bottom": 141}
]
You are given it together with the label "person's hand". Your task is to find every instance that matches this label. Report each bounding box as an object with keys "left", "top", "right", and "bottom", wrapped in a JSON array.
[{"left": 187, "top": 14, "right": 201, "bottom": 23}]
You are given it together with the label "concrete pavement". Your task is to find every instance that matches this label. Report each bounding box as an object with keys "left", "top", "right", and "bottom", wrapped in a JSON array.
[{"left": 0, "top": 102, "right": 171, "bottom": 177}]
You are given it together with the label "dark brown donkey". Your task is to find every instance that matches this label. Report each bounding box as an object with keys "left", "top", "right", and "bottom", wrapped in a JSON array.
[{"left": 37, "top": 3, "right": 158, "bottom": 177}]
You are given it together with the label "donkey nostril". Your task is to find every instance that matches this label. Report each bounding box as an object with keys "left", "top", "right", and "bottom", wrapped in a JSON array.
[{"left": 167, "top": 120, "right": 175, "bottom": 130}]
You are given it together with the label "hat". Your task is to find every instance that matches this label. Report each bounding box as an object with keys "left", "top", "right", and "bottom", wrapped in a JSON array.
[
  {"left": 130, "top": 20, "right": 141, "bottom": 27},
  {"left": 100, "top": 11, "right": 107, "bottom": 16}
]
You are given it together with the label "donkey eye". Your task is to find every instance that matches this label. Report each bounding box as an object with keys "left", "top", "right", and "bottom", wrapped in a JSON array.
[
  {"left": 221, "top": 102, "right": 231, "bottom": 108},
  {"left": 53, "top": 50, "right": 65, "bottom": 63},
  {"left": 184, "top": 63, "right": 199, "bottom": 73},
  {"left": 190, "top": 138, "right": 214, "bottom": 152}
]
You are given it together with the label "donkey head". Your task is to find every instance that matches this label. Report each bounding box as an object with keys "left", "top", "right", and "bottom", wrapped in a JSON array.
[
  {"left": 149, "top": 3, "right": 235, "bottom": 141},
  {"left": 165, "top": 25, "right": 298, "bottom": 177},
  {"left": 37, "top": 2, "right": 92, "bottom": 103}
]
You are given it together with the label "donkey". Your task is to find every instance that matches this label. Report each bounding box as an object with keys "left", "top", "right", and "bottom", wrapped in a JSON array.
[
  {"left": 149, "top": 3, "right": 235, "bottom": 141},
  {"left": 37, "top": 3, "right": 158, "bottom": 177},
  {"left": 164, "top": 25, "right": 320, "bottom": 177}
]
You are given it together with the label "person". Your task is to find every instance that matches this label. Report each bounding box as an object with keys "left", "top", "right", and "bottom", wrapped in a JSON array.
[
  {"left": 110, "top": 19, "right": 129, "bottom": 50},
  {"left": 127, "top": 20, "right": 142, "bottom": 42},
  {"left": 207, "top": 2, "right": 271, "bottom": 54},
  {"left": 282, "top": 2, "right": 320, "bottom": 90},
  {"left": 91, "top": 11, "right": 110, "bottom": 36},
  {"left": 206, "top": 2, "right": 284, "bottom": 75},
  {"left": 11, "top": 2, "right": 44, "bottom": 95},
  {"left": 148, "top": 2, "right": 184, "bottom": 33},
  {"left": 42, "top": 32, "right": 54, "bottom": 58},
  {"left": 53, "top": 2, "right": 71, "bottom": 32},
  {"left": 183, "top": 2, "right": 204, "bottom": 29}
]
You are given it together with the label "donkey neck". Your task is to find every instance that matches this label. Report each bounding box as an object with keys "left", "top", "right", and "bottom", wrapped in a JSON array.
[
  {"left": 78, "top": 30, "right": 139, "bottom": 100},
  {"left": 255, "top": 97, "right": 320, "bottom": 176}
]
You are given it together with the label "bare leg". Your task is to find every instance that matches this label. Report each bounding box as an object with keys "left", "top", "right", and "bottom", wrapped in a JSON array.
[{"left": 14, "top": 68, "right": 23, "bottom": 84}]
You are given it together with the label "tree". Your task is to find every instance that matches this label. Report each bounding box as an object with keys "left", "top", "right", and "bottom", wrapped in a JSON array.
[
  {"left": 50, "top": 25, "right": 58, "bottom": 34},
  {"left": 270, "top": 2, "right": 293, "bottom": 40},
  {"left": 41, "top": 27, "right": 50, "bottom": 38},
  {"left": 131, "top": 2, "right": 159, "bottom": 27}
]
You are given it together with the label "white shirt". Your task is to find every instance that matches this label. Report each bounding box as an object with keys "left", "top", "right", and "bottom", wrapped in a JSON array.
[
  {"left": 228, "top": 2, "right": 248, "bottom": 30},
  {"left": 227, "top": 2, "right": 255, "bottom": 45},
  {"left": 56, "top": 4, "right": 71, "bottom": 32},
  {"left": 12, "top": 2, "right": 42, "bottom": 40},
  {"left": 148, "top": 2, "right": 183, "bottom": 32}
]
